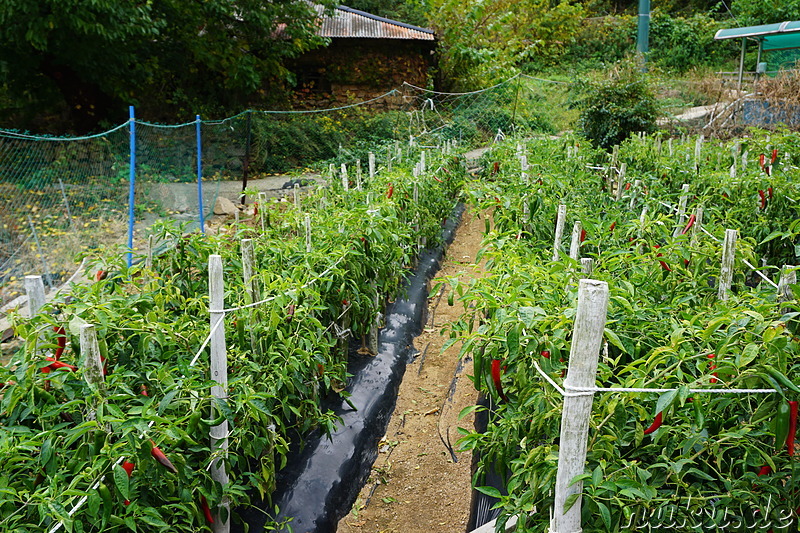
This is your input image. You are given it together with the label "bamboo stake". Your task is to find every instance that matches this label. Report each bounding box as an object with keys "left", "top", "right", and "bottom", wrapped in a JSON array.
[{"left": 569, "top": 221, "right": 582, "bottom": 262}]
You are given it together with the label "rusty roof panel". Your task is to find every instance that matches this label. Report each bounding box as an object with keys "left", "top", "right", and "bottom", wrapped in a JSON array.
[{"left": 316, "top": 5, "right": 435, "bottom": 40}]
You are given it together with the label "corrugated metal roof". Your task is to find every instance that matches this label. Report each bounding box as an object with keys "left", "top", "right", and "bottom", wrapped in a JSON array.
[{"left": 315, "top": 5, "right": 435, "bottom": 41}]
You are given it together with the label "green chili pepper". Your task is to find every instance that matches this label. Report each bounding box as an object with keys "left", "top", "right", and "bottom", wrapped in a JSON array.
[
  {"left": 774, "top": 400, "right": 791, "bottom": 454},
  {"left": 764, "top": 365, "right": 800, "bottom": 395}
]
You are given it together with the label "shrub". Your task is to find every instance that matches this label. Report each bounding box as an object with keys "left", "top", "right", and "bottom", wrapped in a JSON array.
[{"left": 571, "top": 62, "right": 660, "bottom": 150}]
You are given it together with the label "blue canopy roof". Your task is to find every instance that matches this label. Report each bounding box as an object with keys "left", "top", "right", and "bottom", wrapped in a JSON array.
[{"left": 715, "top": 21, "right": 800, "bottom": 51}]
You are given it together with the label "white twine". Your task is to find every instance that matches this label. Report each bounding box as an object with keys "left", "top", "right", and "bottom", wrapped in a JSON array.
[{"left": 532, "top": 361, "right": 778, "bottom": 398}]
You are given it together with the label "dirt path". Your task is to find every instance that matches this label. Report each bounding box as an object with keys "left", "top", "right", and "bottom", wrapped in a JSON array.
[{"left": 338, "top": 207, "right": 486, "bottom": 533}]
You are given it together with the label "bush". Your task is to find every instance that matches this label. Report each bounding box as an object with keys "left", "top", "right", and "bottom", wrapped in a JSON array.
[{"left": 571, "top": 62, "right": 660, "bottom": 150}]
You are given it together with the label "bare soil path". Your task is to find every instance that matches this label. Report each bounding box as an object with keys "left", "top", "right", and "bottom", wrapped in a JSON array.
[{"left": 338, "top": 207, "right": 487, "bottom": 533}]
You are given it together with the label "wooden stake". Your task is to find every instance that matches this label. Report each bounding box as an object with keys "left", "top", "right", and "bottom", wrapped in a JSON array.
[
  {"left": 24, "top": 275, "right": 46, "bottom": 317},
  {"left": 691, "top": 207, "right": 703, "bottom": 245},
  {"left": 552, "top": 204, "right": 567, "bottom": 261},
  {"left": 551, "top": 279, "right": 609, "bottom": 533},
  {"left": 778, "top": 265, "right": 797, "bottom": 302},
  {"left": 341, "top": 164, "right": 349, "bottom": 190},
  {"left": 258, "top": 192, "right": 267, "bottom": 233},
  {"left": 241, "top": 239, "right": 255, "bottom": 304},
  {"left": 615, "top": 163, "right": 627, "bottom": 201},
  {"left": 638, "top": 206, "right": 648, "bottom": 238},
  {"left": 305, "top": 214, "right": 312, "bottom": 253},
  {"left": 629, "top": 179, "right": 642, "bottom": 210},
  {"left": 718, "top": 229, "right": 738, "bottom": 301},
  {"left": 569, "top": 221, "right": 582, "bottom": 262},
  {"left": 146, "top": 235, "right": 155, "bottom": 270},
  {"left": 580, "top": 258, "right": 594, "bottom": 278},
  {"left": 673, "top": 184, "right": 691, "bottom": 237},
  {"left": 369, "top": 152, "right": 376, "bottom": 179},
  {"left": 208, "top": 255, "right": 230, "bottom": 532}
]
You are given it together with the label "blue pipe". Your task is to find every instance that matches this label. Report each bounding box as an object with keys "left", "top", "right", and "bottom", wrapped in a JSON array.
[
  {"left": 127, "top": 106, "right": 136, "bottom": 267},
  {"left": 197, "top": 115, "right": 205, "bottom": 235}
]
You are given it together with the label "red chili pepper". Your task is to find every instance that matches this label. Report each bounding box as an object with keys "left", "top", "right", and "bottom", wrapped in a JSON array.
[
  {"left": 95, "top": 270, "right": 107, "bottom": 282},
  {"left": 540, "top": 350, "right": 550, "bottom": 359},
  {"left": 609, "top": 221, "right": 616, "bottom": 233},
  {"left": 758, "top": 465, "right": 772, "bottom": 476},
  {"left": 492, "top": 161, "right": 499, "bottom": 175},
  {"left": 140, "top": 384, "right": 149, "bottom": 397},
  {"left": 643, "top": 411, "right": 663, "bottom": 435},
  {"left": 122, "top": 460, "right": 135, "bottom": 477},
  {"left": 201, "top": 496, "right": 215, "bottom": 524},
  {"left": 680, "top": 214, "right": 696, "bottom": 235},
  {"left": 317, "top": 363, "right": 324, "bottom": 376},
  {"left": 771, "top": 149, "right": 778, "bottom": 164},
  {"left": 149, "top": 440, "right": 178, "bottom": 474},
  {"left": 654, "top": 245, "right": 671, "bottom": 272},
  {"left": 386, "top": 184, "right": 394, "bottom": 199},
  {"left": 768, "top": 187, "right": 773, "bottom": 199},
  {"left": 253, "top": 202, "right": 258, "bottom": 217},
  {"left": 53, "top": 326, "right": 66, "bottom": 360},
  {"left": 759, "top": 190, "right": 766, "bottom": 210},
  {"left": 433, "top": 176, "right": 443, "bottom": 183},
  {"left": 708, "top": 354, "right": 718, "bottom": 384},
  {"left": 624, "top": 182, "right": 631, "bottom": 191},
  {"left": 759, "top": 153, "right": 766, "bottom": 170},
  {"left": 490, "top": 359, "right": 507, "bottom": 401},
  {"left": 788, "top": 401, "right": 798, "bottom": 457},
  {"left": 41, "top": 358, "right": 77, "bottom": 373},
  {"left": 580, "top": 229, "right": 586, "bottom": 243}
]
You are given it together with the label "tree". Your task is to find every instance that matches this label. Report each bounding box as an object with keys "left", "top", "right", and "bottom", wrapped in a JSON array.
[
  {"left": 429, "top": 0, "right": 585, "bottom": 91},
  {"left": 0, "top": 0, "right": 335, "bottom": 132}
]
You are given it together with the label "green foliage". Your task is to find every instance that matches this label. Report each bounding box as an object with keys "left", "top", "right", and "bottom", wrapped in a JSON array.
[
  {"left": 453, "top": 131, "right": 800, "bottom": 532},
  {"left": 0, "top": 146, "right": 464, "bottom": 531},
  {"left": 0, "top": 0, "right": 336, "bottom": 130},
  {"left": 731, "top": 0, "right": 800, "bottom": 25},
  {"left": 571, "top": 63, "right": 660, "bottom": 150},
  {"left": 250, "top": 110, "right": 405, "bottom": 173},
  {"left": 430, "top": 0, "right": 585, "bottom": 91},
  {"left": 346, "top": 0, "right": 430, "bottom": 28}
]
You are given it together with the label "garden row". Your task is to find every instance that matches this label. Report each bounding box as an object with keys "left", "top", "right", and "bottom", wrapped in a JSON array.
[
  {"left": 449, "top": 130, "right": 800, "bottom": 532},
  {"left": 0, "top": 146, "right": 465, "bottom": 533}
]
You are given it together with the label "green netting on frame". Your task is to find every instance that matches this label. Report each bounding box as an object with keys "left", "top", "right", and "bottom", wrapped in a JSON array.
[{"left": 0, "top": 77, "right": 552, "bottom": 311}]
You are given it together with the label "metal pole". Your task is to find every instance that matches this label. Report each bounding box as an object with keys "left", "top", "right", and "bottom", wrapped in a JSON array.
[
  {"left": 636, "top": 0, "right": 650, "bottom": 60},
  {"left": 737, "top": 38, "right": 746, "bottom": 93},
  {"left": 127, "top": 106, "right": 136, "bottom": 268},
  {"left": 196, "top": 115, "right": 205, "bottom": 235}
]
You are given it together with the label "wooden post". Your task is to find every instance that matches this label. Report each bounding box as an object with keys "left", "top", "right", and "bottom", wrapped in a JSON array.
[
  {"left": 341, "top": 164, "right": 349, "bottom": 190},
  {"left": 569, "top": 221, "right": 582, "bottom": 262},
  {"left": 778, "top": 265, "right": 797, "bottom": 302},
  {"left": 580, "top": 258, "right": 594, "bottom": 278},
  {"left": 691, "top": 207, "right": 703, "bottom": 245},
  {"left": 520, "top": 154, "right": 529, "bottom": 184},
  {"left": 241, "top": 239, "right": 255, "bottom": 304},
  {"left": 258, "top": 192, "right": 267, "bottom": 233},
  {"left": 208, "top": 255, "right": 230, "bottom": 532},
  {"left": 718, "top": 229, "right": 738, "bottom": 301},
  {"left": 24, "top": 275, "right": 46, "bottom": 317},
  {"left": 146, "top": 235, "right": 155, "bottom": 270},
  {"left": 551, "top": 279, "right": 609, "bottom": 533},
  {"left": 668, "top": 138, "right": 673, "bottom": 157},
  {"left": 369, "top": 152, "right": 376, "bottom": 179},
  {"left": 293, "top": 183, "right": 300, "bottom": 208},
  {"left": 673, "top": 184, "right": 690, "bottom": 237},
  {"left": 369, "top": 282, "right": 380, "bottom": 355},
  {"left": 638, "top": 206, "right": 648, "bottom": 238},
  {"left": 420, "top": 150, "right": 426, "bottom": 174},
  {"left": 694, "top": 135, "right": 704, "bottom": 172},
  {"left": 615, "top": 163, "right": 627, "bottom": 201},
  {"left": 80, "top": 324, "right": 105, "bottom": 394},
  {"left": 305, "top": 214, "right": 312, "bottom": 253},
  {"left": 629, "top": 179, "right": 642, "bottom": 210},
  {"left": 356, "top": 159, "right": 362, "bottom": 191},
  {"left": 742, "top": 150, "right": 748, "bottom": 171},
  {"left": 552, "top": 204, "right": 567, "bottom": 261}
]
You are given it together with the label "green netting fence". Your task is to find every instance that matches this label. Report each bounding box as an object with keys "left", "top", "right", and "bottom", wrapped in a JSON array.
[{"left": 0, "top": 75, "right": 551, "bottom": 313}]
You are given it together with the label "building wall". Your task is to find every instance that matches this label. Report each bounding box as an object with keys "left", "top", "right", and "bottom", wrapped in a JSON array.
[{"left": 290, "top": 38, "right": 435, "bottom": 109}]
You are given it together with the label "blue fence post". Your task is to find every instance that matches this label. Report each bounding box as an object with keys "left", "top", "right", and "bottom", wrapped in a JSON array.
[
  {"left": 127, "top": 106, "right": 136, "bottom": 267},
  {"left": 196, "top": 114, "right": 205, "bottom": 235}
]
